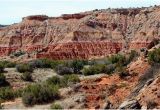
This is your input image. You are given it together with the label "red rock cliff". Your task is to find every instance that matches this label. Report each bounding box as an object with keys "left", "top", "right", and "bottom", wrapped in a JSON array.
[{"left": 0, "top": 6, "right": 160, "bottom": 59}]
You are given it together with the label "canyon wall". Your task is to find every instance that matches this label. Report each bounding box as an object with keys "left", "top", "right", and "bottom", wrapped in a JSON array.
[{"left": 0, "top": 6, "right": 160, "bottom": 59}]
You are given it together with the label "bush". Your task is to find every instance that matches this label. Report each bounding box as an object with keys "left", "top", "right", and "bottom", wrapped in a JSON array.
[
  {"left": 0, "top": 73, "right": 6, "bottom": 86},
  {"left": 29, "top": 59, "right": 64, "bottom": 69},
  {"left": 108, "top": 54, "right": 126, "bottom": 64},
  {"left": 61, "top": 74, "right": 80, "bottom": 87},
  {"left": 128, "top": 50, "right": 138, "bottom": 62},
  {"left": 22, "top": 84, "right": 59, "bottom": 106},
  {"left": 0, "top": 87, "right": 15, "bottom": 101},
  {"left": 12, "top": 50, "right": 25, "bottom": 57},
  {"left": 117, "top": 67, "right": 129, "bottom": 79},
  {"left": 68, "top": 60, "right": 88, "bottom": 73},
  {"left": 46, "top": 76, "right": 61, "bottom": 86},
  {"left": 28, "top": 59, "right": 44, "bottom": 68},
  {"left": 16, "top": 64, "right": 33, "bottom": 73},
  {"left": 21, "top": 72, "right": 32, "bottom": 81},
  {"left": 55, "top": 65, "right": 73, "bottom": 75},
  {"left": 82, "top": 64, "right": 105, "bottom": 75},
  {"left": 148, "top": 48, "right": 160, "bottom": 64},
  {"left": 0, "top": 62, "right": 5, "bottom": 73},
  {"left": 50, "top": 103, "right": 63, "bottom": 109},
  {"left": 0, "top": 61, "right": 17, "bottom": 68},
  {"left": 102, "top": 64, "right": 116, "bottom": 75}
]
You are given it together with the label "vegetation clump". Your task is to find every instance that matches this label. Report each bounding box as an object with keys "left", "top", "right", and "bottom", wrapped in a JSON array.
[
  {"left": 21, "top": 72, "right": 32, "bottom": 81},
  {"left": 50, "top": 103, "right": 63, "bottom": 109},
  {"left": 22, "top": 84, "right": 59, "bottom": 106},
  {"left": 16, "top": 63, "right": 33, "bottom": 73},
  {"left": 0, "top": 87, "right": 15, "bottom": 101},
  {"left": 0, "top": 73, "right": 7, "bottom": 86},
  {"left": 148, "top": 48, "right": 160, "bottom": 64}
]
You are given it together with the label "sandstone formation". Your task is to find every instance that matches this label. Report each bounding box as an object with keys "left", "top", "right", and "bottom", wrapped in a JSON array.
[{"left": 0, "top": 6, "right": 160, "bottom": 59}]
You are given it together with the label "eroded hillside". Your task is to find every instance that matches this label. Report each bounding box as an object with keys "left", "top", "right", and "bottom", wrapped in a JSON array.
[{"left": 0, "top": 6, "right": 160, "bottom": 60}]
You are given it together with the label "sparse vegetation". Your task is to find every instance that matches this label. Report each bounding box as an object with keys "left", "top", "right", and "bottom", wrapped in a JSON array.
[
  {"left": 61, "top": 74, "right": 80, "bottom": 87},
  {"left": 21, "top": 72, "right": 32, "bottom": 81},
  {"left": 0, "top": 73, "right": 7, "bottom": 86},
  {"left": 0, "top": 62, "right": 5, "bottom": 73},
  {"left": 16, "top": 63, "right": 33, "bottom": 73},
  {"left": 50, "top": 103, "right": 63, "bottom": 109},
  {"left": 22, "top": 84, "right": 59, "bottom": 106},
  {"left": 148, "top": 48, "right": 160, "bottom": 64},
  {"left": 46, "top": 76, "right": 61, "bottom": 86},
  {"left": 12, "top": 50, "right": 25, "bottom": 57},
  {"left": 55, "top": 65, "right": 74, "bottom": 75},
  {"left": 117, "top": 66, "right": 129, "bottom": 79},
  {"left": 0, "top": 87, "right": 15, "bottom": 101},
  {"left": 0, "top": 61, "right": 16, "bottom": 68}
]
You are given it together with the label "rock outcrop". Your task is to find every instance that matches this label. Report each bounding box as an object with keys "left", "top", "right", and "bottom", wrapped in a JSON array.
[{"left": 0, "top": 6, "right": 160, "bottom": 59}]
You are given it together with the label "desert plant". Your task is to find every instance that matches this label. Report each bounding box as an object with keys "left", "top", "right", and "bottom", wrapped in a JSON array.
[
  {"left": 82, "top": 64, "right": 105, "bottom": 75},
  {"left": 46, "top": 76, "right": 61, "bottom": 86},
  {"left": 117, "top": 67, "right": 129, "bottom": 79},
  {"left": 12, "top": 50, "right": 25, "bottom": 57},
  {"left": 68, "top": 60, "right": 88, "bottom": 73},
  {"left": 0, "top": 73, "right": 6, "bottom": 86},
  {"left": 21, "top": 72, "right": 32, "bottom": 81},
  {"left": 0, "top": 61, "right": 16, "bottom": 68},
  {"left": 16, "top": 63, "right": 33, "bottom": 73},
  {"left": 0, "top": 87, "right": 15, "bottom": 101},
  {"left": 0, "top": 62, "right": 5, "bottom": 73},
  {"left": 22, "top": 83, "right": 59, "bottom": 106},
  {"left": 148, "top": 48, "right": 160, "bottom": 64},
  {"left": 55, "top": 65, "right": 74, "bottom": 75},
  {"left": 50, "top": 103, "right": 63, "bottom": 109},
  {"left": 102, "top": 64, "right": 116, "bottom": 74},
  {"left": 61, "top": 74, "right": 80, "bottom": 87}
]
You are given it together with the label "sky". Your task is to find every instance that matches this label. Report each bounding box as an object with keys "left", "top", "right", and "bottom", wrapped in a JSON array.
[{"left": 0, "top": 0, "right": 160, "bottom": 25}]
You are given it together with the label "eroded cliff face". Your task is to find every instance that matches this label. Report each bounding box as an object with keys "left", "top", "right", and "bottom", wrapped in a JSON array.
[{"left": 0, "top": 6, "right": 160, "bottom": 59}]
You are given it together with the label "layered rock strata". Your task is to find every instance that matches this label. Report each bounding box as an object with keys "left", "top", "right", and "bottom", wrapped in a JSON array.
[{"left": 0, "top": 6, "right": 160, "bottom": 59}]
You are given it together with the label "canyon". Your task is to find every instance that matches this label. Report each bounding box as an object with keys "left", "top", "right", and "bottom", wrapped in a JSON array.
[{"left": 0, "top": 6, "right": 160, "bottom": 60}]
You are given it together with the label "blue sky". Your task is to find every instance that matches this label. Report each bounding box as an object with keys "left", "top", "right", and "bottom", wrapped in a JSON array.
[{"left": 0, "top": 0, "right": 160, "bottom": 25}]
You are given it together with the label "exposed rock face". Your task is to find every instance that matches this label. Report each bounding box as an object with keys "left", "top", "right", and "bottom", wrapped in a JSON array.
[{"left": 0, "top": 6, "right": 160, "bottom": 59}]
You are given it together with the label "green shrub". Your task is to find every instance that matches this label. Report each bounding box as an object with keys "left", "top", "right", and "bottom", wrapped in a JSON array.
[
  {"left": 128, "top": 50, "right": 138, "bottom": 62},
  {"left": 0, "top": 62, "right": 5, "bottom": 73},
  {"left": 61, "top": 74, "right": 80, "bottom": 87},
  {"left": 16, "top": 64, "right": 33, "bottom": 73},
  {"left": 102, "top": 64, "right": 116, "bottom": 75},
  {"left": 0, "top": 73, "right": 6, "bottom": 86},
  {"left": 46, "top": 76, "right": 61, "bottom": 86},
  {"left": 50, "top": 103, "right": 63, "bottom": 109},
  {"left": 21, "top": 72, "right": 32, "bottom": 81},
  {"left": 12, "top": 51, "right": 25, "bottom": 57},
  {"left": 0, "top": 61, "right": 16, "bottom": 68},
  {"left": 117, "top": 67, "right": 129, "bottom": 79},
  {"left": 82, "top": 65, "right": 104, "bottom": 75},
  {"left": 0, "top": 87, "right": 15, "bottom": 101},
  {"left": 148, "top": 48, "right": 160, "bottom": 64},
  {"left": 68, "top": 60, "right": 88, "bottom": 73},
  {"left": 55, "top": 65, "right": 73, "bottom": 75},
  {"left": 28, "top": 59, "right": 63, "bottom": 69},
  {"left": 22, "top": 84, "right": 59, "bottom": 106}
]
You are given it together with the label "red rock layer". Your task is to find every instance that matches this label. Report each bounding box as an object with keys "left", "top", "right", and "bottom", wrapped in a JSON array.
[
  {"left": 36, "top": 41, "right": 123, "bottom": 60},
  {"left": 0, "top": 6, "right": 160, "bottom": 59}
]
